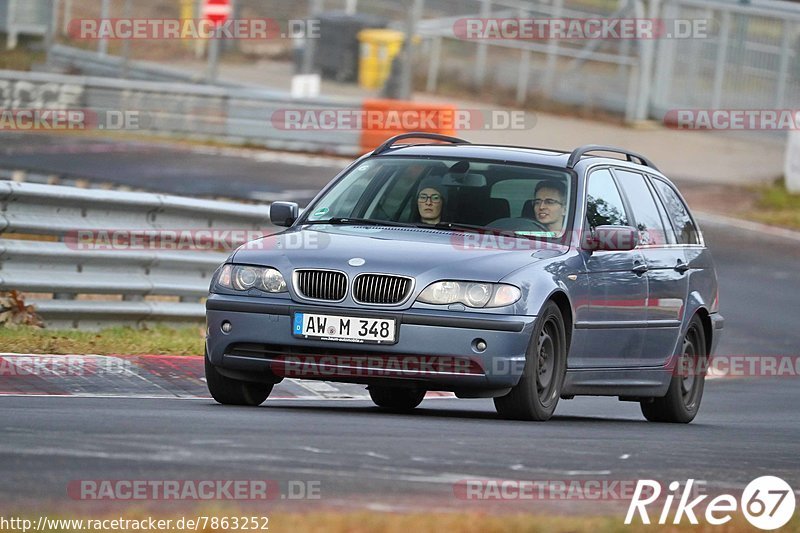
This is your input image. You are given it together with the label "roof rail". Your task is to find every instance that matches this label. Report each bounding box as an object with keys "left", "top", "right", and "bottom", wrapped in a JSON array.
[
  {"left": 566, "top": 144, "right": 658, "bottom": 170},
  {"left": 372, "top": 132, "right": 471, "bottom": 155}
]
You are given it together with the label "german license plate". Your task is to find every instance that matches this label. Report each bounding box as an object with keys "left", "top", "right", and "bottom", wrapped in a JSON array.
[{"left": 292, "top": 313, "right": 397, "bottom": 344}]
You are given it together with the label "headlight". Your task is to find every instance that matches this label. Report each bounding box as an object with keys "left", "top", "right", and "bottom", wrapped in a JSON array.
[
  {"left": 417, "top": 281, "right": 521, "bottom": 308},
  {"left": 216, "top": 264, "right": 287, "bottom": 293}
]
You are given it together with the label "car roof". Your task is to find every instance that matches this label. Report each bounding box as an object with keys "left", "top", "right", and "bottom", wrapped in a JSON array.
[{"left": 370, "top": 143, "right": 663, "bottom": 177}]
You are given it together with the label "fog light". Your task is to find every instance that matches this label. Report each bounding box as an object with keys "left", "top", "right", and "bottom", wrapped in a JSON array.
[{"left": 221, "top": 321, "right": 232, "bottom": 333}]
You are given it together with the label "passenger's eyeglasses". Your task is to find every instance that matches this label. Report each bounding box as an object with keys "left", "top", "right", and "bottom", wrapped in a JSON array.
[
  {"left": 418, "top": 194, "right": 442, "bottom": 203},
  {"left": 533, "top": 198, "right": 563, "bottom": 207}
]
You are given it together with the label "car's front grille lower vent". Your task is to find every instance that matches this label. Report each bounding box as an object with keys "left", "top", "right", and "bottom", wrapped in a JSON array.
[
  {"left": 353, "top": 274, "right": 412, "bottom": 305},
  {"left": 295, "top": 269, "right": 347, "bottom": 301}
]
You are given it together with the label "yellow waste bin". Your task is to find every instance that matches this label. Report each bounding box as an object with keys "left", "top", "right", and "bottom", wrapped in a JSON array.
[{"left": 357, "top": 29, "right": 406, "bottom": 90}]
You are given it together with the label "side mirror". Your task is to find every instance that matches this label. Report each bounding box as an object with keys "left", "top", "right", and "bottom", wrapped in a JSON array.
[
  {"left": 583, "top": 225, "right": 639, "bottom": 252},
  {"left": 270, "top": 201, "right": 299, "bottom": 227}
]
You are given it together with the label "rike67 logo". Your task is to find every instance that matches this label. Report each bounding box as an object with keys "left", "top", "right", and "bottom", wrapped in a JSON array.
[{"left": 626, "top": 476, "right": 796, "bottom": 530}]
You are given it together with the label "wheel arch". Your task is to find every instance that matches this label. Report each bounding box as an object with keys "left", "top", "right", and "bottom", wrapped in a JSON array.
[
  {"left": 545, "top": 290, "right": 573, "bottom": 354},
  {"left": 693, "top": 306, "right": 713, "bottom": 356}
]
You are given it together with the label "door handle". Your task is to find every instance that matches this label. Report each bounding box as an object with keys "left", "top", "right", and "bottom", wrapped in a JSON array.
[
  {"left": 674, "top": 261, "right": 690, "bottom": 274},
  {"left": 632, "top": 262, "right": 649, "bottom": 275}
]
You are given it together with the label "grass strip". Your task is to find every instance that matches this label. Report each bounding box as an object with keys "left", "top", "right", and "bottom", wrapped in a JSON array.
[{"left": 0, "top": 325, "right": 204, "bottom": 356}]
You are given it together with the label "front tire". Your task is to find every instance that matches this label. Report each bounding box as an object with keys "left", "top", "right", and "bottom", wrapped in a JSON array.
[
  {"left": 494, "top": 301, "right": 567, "bottom": 421},
  {"left": 368, "top": 386, "right": 426, "bottom": 412},
  {"left": 641, "top": 315, "right": 707, "bottom": 423},
  {"left": 205, "top": 353, "right": 272, "bottom": 406}
]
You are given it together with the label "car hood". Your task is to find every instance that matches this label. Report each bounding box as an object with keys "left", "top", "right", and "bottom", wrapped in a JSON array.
[{"left": 232, "top": 225, "right": 568, "bottom": 281}]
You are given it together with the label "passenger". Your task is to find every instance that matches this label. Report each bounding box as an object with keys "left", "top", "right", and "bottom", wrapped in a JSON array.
[
  {"left": 414, "top": 177, "right": 448, "bottom": 225},
  {"left": 532, "top": 180, "right": 567, "bottom": 233}
]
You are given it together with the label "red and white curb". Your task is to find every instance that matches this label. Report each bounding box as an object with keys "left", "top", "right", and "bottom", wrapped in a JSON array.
[{"left": 0, "top": 353, "right": 455, "bottom": 399}]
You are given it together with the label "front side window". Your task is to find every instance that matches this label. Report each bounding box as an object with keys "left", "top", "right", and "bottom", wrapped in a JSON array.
[{"left": 299, "top": 157, "right": 574, "bottom": 239}]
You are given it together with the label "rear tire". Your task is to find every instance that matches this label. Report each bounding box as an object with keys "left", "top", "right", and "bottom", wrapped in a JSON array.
[
  {"left": 494, "top": 301, "right": 567, "bottom": 421},
  {"left": 368, "top": 386, "right": 425, "bottom": 412},
  {"left": 205, "top": 353, "right": 272, "bottom": 406},
  {"left": 641, "top": 315, "right": 707, "bottom": 423}
]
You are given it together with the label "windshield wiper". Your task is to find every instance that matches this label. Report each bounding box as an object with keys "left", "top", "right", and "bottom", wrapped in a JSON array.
[
  {"left": 302, "top": 217, "right": 419, "bottom": 228},
  {"left": 432, "top": 222, "right": 492, "bottom": 234}
]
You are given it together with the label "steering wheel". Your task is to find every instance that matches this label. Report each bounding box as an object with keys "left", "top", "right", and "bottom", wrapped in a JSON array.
[{"left": 487, "top": 217, "right": 549, "bottom": 233}]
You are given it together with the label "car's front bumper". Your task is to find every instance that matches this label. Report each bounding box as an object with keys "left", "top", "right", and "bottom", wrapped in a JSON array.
[{"left": 205, "top": 294, "right": 536, "bottom": 392}]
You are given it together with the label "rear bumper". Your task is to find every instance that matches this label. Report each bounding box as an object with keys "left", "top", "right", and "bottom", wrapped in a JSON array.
[{"left": 205, "top": 294, "right": 536, "bottom": 391}]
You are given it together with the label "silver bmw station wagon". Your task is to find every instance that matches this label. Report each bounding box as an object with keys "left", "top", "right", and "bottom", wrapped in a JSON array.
[{"left": 205, "top": 133, "right": 724, "bottom": 423}]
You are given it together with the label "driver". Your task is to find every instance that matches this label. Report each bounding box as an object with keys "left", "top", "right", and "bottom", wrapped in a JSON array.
[
  {"left": 414, "top": 177, "right": 448, "bottom": 225},
  {"left": 532, "top": 180, "right": 567, "bottom": 233}
]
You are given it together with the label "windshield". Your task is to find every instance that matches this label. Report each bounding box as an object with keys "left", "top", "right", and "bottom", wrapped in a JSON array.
[{"left": 299, "top": 157, "right": 574, "bottom": 239}]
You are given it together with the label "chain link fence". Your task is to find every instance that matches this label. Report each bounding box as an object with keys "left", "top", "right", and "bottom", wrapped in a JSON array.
[{"left": 22, "top": 0, "right": 800, "bottom": 126}]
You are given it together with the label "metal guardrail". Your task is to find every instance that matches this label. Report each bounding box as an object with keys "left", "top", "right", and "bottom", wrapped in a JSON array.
[
  {"left": 0, "top": 180, "right": 276, "bottom": 329},
  {"left": 45, "top": 44, "right": 215, "bottom": 85},
  {"left": 0, "top": 68, "right": 363, "bottom": 156}
]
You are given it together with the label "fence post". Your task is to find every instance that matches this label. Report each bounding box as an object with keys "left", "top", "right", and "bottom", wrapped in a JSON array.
[
  {"left": 426, "top": 35, "right": 442, "bottom": 94},
  {"left": 473, "top": 0, "right": 491, "bottom": 89},
  {"left": 62, "top": 0, "right": 72, "bottom": 35},
  {"left": 625, "top": 62, "right": 640, "bottom": 123},
  {"left": 633, "top": 0, "right": 660, "bottom": 120},
  {"left": 710, "top": 10, "right": 731, "bottom": 110},
  {"left": 121, "top": 0, "right": 133, "bottom": 77},
  {"left": 542, "top": 0, "right": 563, "bottom": 97},
  {"left": 651, "top": 0, "right": 679, "bottom": 111},
  {"left": 98, "top": 0, "right": 110, "bottom": 55},
  {"left": 775, "top": 19, "right": 791, "bottom": 108},
  {"left": 786, "top": 112, "right": 800, "bottom": 193},
  {"left": 6, "top": 0, "right": 18, "bottom": 49},
  {"left": 516, "top": 6, "right": 531, "bottom": 105}
]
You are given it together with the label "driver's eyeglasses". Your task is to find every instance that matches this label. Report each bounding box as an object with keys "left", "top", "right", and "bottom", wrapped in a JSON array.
[
  {"left": 533, "top": 198, "right": 563, "bottom": 207},
  {"left": 417, "top": 194, "right": 442, "bottom": 203}
]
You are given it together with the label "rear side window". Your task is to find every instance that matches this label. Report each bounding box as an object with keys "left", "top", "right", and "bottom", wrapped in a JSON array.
[
  {"left": 651, "top": 179, "right": 700, "bottom": 245},
  {"left": 585, "top": 169, "right": 629, "bottom": 228},
  {"left": 613, "top": 169, "right": 669, "bottom": 246}
]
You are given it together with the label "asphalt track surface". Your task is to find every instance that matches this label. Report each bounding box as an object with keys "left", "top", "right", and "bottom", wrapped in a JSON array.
[
  {"left": 1, "top": 135, "right": 800, "bottom": 516},
  {"left": 0, "top": 133, "right": 347, "bottom": 204},
  {"left": 1, "top": 208, "right": 799, "bottom": 516}
]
